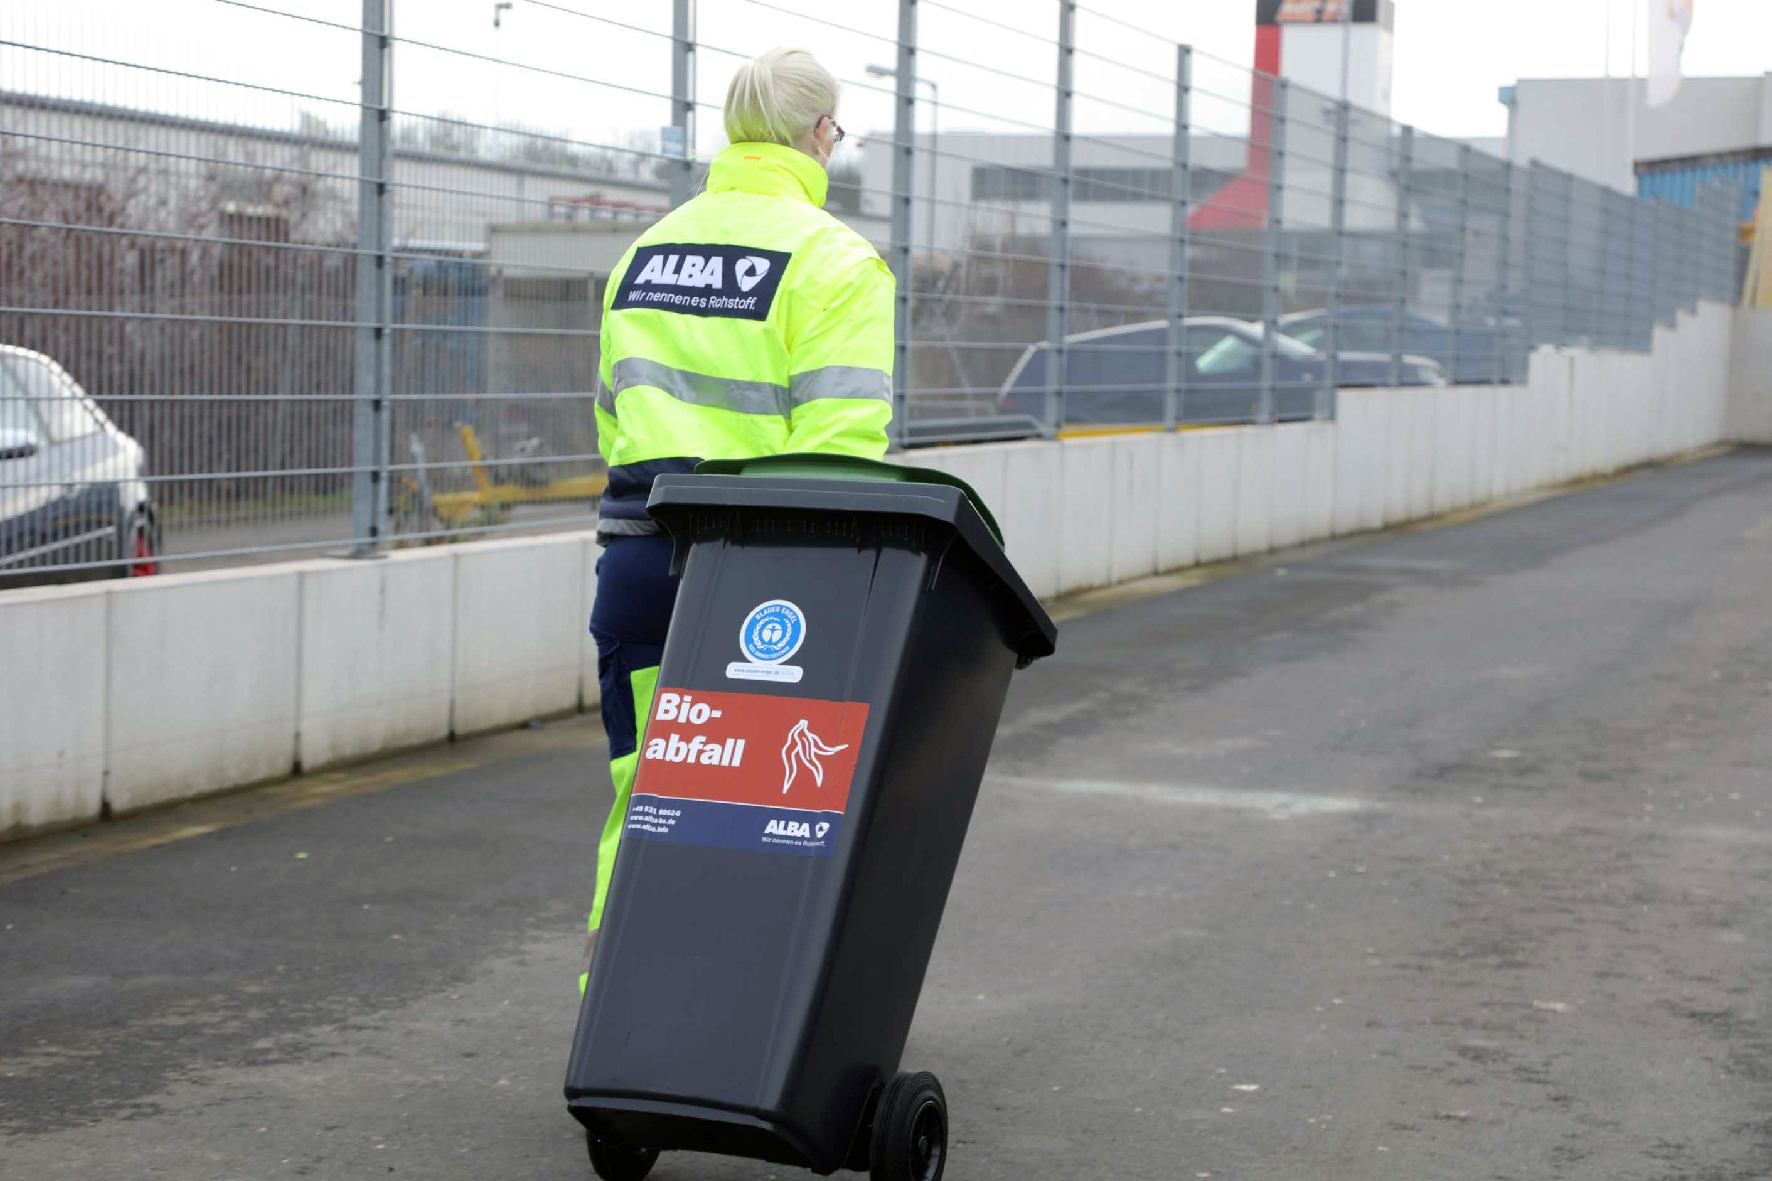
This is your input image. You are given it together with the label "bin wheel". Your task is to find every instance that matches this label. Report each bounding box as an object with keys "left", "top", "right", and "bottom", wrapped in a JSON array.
[
  {"left": 869, "top": 1070, "right": 947, "bottom": 1181},
  {"left": 585, "top": 1130, "right": 658, "bottom": 1181}
]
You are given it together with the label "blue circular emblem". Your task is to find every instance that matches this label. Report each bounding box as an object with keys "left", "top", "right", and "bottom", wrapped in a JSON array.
[{"left": 739, "top": 599, "right": 806, "bottom": 665}]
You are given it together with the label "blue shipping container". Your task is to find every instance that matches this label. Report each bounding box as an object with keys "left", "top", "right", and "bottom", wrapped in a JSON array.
[{"left": 1638, "top": 155, "right": 1767, "bottom": 223}]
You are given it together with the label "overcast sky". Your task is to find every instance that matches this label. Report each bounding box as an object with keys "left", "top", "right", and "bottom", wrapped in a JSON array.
[{"left": 3, "top": 0, "right": 1768, "bottom": 165}]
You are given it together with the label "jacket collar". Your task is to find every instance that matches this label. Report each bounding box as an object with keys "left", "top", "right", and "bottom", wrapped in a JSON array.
[{"left": 705, "top": 141, "right": 829, "bottom": 208}]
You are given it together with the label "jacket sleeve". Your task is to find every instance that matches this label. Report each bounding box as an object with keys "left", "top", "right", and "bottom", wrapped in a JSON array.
[
  {"left": 594, "top": 333, "right": 617, "bottom": 467},
  {"left": 593, "top": 246, "right": 637, "bottom": 468},
  {"left": 782, "top": 244, "right": 895, "bottom": 458}
]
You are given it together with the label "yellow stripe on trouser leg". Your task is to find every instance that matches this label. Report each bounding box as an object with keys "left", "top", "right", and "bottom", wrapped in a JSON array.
[{"left": 582, "top": 664, "right": 659, "bottom": 996}]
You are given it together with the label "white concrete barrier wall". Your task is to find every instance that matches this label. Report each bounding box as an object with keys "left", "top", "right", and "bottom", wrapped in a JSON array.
[
  {"left": 1728, "top": 308, "right": 1772, "bottom": 444},
  {"left": 1301, "top": 423, "right": 1336, "bottom": 541},
  {"left": 0, "top": 301, "right": 1742, "bottom": 837},
  {"left": 1269, "top": 425, "right": 1309, "bottom": 550},
  {"left": 298, "top": 549, "right": 455, "bottom": 773},
  {"left": 1235, "top": 428, "right": 1275, "bottom": 557},
  {"left": 106, "top": 567, "right": 301, "bottom": 814},
  {"left": 1157, "top": 432, "right": 1201, "bottom": 572},
  {"left": 1193, "top": 428, "right": 1241, "bottom": 564},
  {"left": 1058, "top": 437, "right": 1115, "bottom": 595},
  {"left": 0, "top": 583, "right": 107, "bottom": 833},
  {"left": 453, "top": 535, "right": 589, "bottom": 736}
]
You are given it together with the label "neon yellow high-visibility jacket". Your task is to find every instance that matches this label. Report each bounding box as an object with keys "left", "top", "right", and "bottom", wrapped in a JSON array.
[{"left": 594, "top": 141, "right": 895, "bottom": 534}]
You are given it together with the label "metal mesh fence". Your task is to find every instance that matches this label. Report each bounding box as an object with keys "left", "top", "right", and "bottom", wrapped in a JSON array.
[{"left": 0, "top": 0, "right": 1744, "bottom": 582}]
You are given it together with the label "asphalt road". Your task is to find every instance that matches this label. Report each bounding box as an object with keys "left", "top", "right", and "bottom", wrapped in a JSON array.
[{"left": 6, "top": 448, "right": 1772, "bottom": 1181}]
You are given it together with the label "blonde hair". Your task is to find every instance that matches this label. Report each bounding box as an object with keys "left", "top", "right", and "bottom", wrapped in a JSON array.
[{"left": 723, "top": 48, "right": 838, "bottom": 148}]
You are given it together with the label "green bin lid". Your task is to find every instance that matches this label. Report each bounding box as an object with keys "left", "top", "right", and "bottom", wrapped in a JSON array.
[{"left": 694, "top": 453, "right": 1005, "bottom": 547}]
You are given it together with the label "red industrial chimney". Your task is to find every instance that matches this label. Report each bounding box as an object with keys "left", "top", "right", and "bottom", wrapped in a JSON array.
[{"left": 1189, "top": 0, "right": 1394, "bottom": 230}]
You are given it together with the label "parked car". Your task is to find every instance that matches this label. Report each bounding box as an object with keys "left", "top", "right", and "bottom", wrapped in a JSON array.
[
  {"left": 996, "top": 316, "right": 1446, "bottom": 429},
  {"left": 0, "top": 345, "right": 158, "bottom": 585},
  {"left": 1278, "top": 305, "right": 1516, "bottom": 385}
]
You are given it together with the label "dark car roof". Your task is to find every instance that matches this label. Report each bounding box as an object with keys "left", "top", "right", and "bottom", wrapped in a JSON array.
[{"left": 1280, "top": 306, "right": 1449, "bottom": 327}]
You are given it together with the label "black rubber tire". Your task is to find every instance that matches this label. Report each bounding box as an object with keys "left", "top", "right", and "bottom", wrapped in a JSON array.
[
  {"left": 869, "top": 1070, "right": 947, "bottom": 1181},
  {"left": 585, "top": 1131, "right": 658, "bottom": 1181},
  {"left": 112, "top": 509, "right": 159, "bottom": 579}
]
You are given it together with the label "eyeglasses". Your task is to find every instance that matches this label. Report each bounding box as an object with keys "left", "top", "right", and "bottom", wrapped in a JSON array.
[{"left": 823, "top": 116, "right": 846, "bottom": 145}]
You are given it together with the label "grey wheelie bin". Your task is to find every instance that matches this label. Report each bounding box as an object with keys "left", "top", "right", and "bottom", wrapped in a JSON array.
[{"left": 564, "top": 453, "right": 1058, "bottom": 1181}]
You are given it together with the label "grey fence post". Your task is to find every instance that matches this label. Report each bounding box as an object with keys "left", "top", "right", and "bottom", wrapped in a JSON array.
[
  {"left": 1448, "top": 143, "right": 1469, "bottom": 385},
  {"left": 1596, "top": 191, "right": 1614, "bottom": 350},
  {"left": 1685, "top": 205, "right": 1696, "bottom": 309},
  {"left": 1165, "top": 44, "right": 1192, "bottom": 432},
  {"left": 1524, "top": 163, "right": 1543, "bottom": 351},
  {"left": 1669, "top": 202, "right": 1684, "bottom": 320},
  {"left": 1258, "top": 77, "right": 1287, "bottom": 425},
  {"left": 1647, "top": 198, "right": 1659, "bottom": 340},
  {"left": 1688, "top": 194, "right": 1701, "bottom": 308},
  {"left": 1719, "top": 189, "right": 1729, "bottom": 299},
  {"left": 1702, "top": 198, "right": 1713, "bottom": 303},
  {"left": 1495, "top": 158, "right": 1513, "bottom": 384},
  {"left": 1631, "top": 195, "right": 1648, "bottom": 349},
  {"left": 1391, "top": 124, "right": 1412, "bottom": 390},
  {"left": 1322, "top": 97, "right": 1349, "bottom": 418},
  {"left": 1625, "top": 195, "right": 1637, "bottom": 348},
  {"left": 1621, "top": 191, "right": 1635, "bottom": 347},
  {"left": 888, "top": 0, "right": 917, "bottom": 448},
  {"left": 1687, "top": 200, "right": 1704, "bottom": 309},
  {"left": 1566, "top": 170, "right": 1580, "bottom": 345},
  {"left": 1692, "top": 191, "right": 1706, "bottom": 306},
  {"left": 1670, "top": 204, "right": 1684, "bottom": 314},
  {"left": 1694, "top": 193, "right": 1707, "bottom": 305},
  {"left": 1711, "top": 190, "right": 1722, "bottom": 302},
  {"left": 1644, "top": 199, "right": 1656, "bottom": 331},
  {"left": 351, "top": 0, "right": 392, "bottom": 556},
  {"left": 1550, "top": 169, "right": 1568, "bottom": 348},
  {"left": 1667, "top": 202, "right": 1682, "bottom": 323},
  {"left": 1700, "top": 187, "right": 1718, "bottom": 303},
  {"left": 1716, "top": 190, "right": 1726, "bottom": 301},
  {"left": 669, "top": 0, "right": 696, "bottom": 209},
  {"left": 1044, "top": 0, "right": 1075, "bottom": 438}
]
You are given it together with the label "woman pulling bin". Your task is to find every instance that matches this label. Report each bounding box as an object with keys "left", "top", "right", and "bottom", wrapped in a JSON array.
[
  {"left": 584, "top": 47, "right": 895, "bottom": 993},
  {"left": 569, "top": 50, "right": 1058, "bottom": 1181}
]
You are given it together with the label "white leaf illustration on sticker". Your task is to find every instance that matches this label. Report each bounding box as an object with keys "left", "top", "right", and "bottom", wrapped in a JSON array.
[
  {"left": 781, "top": 719, "right": 849, "bottom": 793},
  {"left": 735, "top": 256, "right": 771, "bottom": 292}
]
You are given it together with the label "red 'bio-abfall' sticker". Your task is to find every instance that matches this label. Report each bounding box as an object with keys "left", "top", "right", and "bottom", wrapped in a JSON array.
[{"left": 625, "top": 688, "right": 871, "bottom": 856}]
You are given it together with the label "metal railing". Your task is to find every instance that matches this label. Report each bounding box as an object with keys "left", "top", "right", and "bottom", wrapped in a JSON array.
[{"left": 0, "top": 0, "right": 1744, "bottom": 581}]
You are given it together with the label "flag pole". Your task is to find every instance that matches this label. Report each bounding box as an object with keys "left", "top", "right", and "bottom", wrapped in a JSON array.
[
  {"left": 1339, "top": 0, "right": 1352, "bottom": 106},
  {"left": 1603, "top": 0, "right": 1613, "bottom": 187},
  {"left": 1625, "top": 0, "right": 1638, "bottom": 181}
]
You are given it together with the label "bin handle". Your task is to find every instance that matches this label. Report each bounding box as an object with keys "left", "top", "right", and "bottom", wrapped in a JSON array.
[{"left": 694, "top": 453, "right": 1005, "bottom": 548}]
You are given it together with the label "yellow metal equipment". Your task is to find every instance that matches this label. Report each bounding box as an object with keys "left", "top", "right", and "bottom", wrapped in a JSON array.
[
  {"left": 1743, "top": 166, "right": 1772, "bottom": 310},
  {"left": 394, "top": 423, "right": 606, "bottom": 544}
]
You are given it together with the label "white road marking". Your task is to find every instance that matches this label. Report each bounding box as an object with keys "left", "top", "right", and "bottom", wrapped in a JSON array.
[
  {"left": 989, "top": 777, "right": 1772, "bottom": 839},
  {"left": 989, "top": 776, "right": 1377, "bottom": 818}
]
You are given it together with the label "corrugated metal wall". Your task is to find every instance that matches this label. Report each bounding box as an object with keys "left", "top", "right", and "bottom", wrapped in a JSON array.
[{"left": 1638, "top": 155, "right": 1768, "bottom": 223}]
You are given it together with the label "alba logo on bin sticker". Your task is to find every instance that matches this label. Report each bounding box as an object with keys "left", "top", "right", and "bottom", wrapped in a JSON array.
[
  {"left": 727, "top": 599, "right": 806, "bottom": 683},
  {"left": 625, "top": 687, "right": 869, "bottom": 857}
]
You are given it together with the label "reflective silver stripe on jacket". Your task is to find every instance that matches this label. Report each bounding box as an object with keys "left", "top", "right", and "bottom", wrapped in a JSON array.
[
  {"left": 595, "top": 516, "right": 662, "bottom": 536},
  {"left": 788, "top": 365, "right": 892, "bottom": 407},
  {"left": 611, "top": 357, "right": 788, "bottom": 417},
  {"left": 605, "top": 358, "right": 892, "bottom": 419},
  {"left": 595, "top": 379, "right": 618, "bottom": 417}
]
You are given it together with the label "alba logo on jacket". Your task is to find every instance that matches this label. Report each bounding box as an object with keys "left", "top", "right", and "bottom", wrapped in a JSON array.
[
  {"left": 612, "top": 242, "right": 791, "bottom": 322},
  {"left": 734, "top": 256, "right": 770, "bottom": 291}
]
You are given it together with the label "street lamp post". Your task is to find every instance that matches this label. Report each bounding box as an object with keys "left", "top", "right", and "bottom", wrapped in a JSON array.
[{"left": 867, "top": 64, "right": 938, "bottom": 256}]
